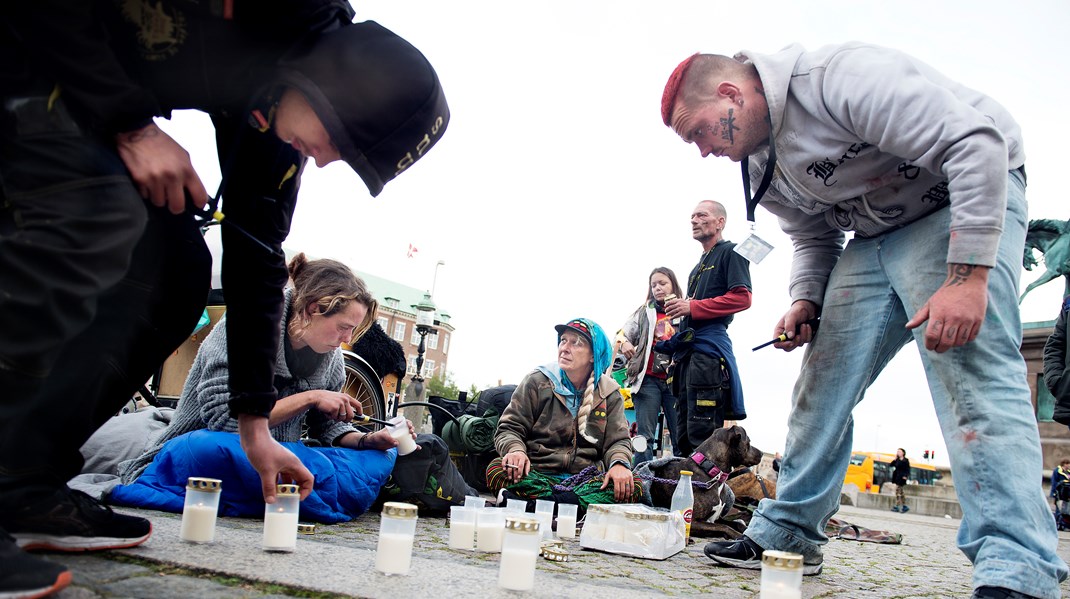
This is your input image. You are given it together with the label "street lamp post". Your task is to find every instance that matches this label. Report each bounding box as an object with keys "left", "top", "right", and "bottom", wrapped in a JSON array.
[{"left": 409, "top": 292, "right": 437, "bottom": 401}]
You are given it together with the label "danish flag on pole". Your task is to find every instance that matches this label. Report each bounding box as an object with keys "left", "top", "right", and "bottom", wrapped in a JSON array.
[{"left": 407, "top": 243, "right": 418, "bottom": 258}]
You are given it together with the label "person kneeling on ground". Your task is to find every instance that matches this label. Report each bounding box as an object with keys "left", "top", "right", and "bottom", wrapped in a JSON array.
[{"left": 487, "top": 318, "right": 640, "bottom": 510}]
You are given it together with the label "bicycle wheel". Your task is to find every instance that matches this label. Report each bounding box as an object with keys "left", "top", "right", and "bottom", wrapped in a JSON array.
[{"left": 341, "top": 350, "right": 387, "bottom": 431}]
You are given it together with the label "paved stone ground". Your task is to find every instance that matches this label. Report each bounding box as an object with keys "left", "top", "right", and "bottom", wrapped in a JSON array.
[{"left": 39, "top": 504, "right": 1070, "bottom": 598}]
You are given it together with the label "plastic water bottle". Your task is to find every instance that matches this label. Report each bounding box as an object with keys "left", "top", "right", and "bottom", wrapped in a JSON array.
[{"left": 670, "top": 469, "right": 694, "bottom": 541}]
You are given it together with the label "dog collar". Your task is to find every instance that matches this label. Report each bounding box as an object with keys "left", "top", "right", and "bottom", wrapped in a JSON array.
[{"left": 689, "top": 451, "right": 729, "bottom": 484}]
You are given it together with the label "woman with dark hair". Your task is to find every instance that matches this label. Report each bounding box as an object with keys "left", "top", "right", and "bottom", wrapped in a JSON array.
[
  {"left": 616, "top": 267, "right": 685, "bottom": 464},
  {"left": 890, "top": 448, "right": 910, "bottom": 513}
]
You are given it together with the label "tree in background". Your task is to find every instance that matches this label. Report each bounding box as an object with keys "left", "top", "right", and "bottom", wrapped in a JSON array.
[{"left": 426, "top": 372, "right": 479, "bottom": 405}]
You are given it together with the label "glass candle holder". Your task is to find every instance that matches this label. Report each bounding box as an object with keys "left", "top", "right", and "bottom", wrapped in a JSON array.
[
  {"left": 180, "top": 477, "right": 221, "bottom": 543},
  {"left": 262, "top": 484, "right": 300, "bottom": 552},
  {"left": 581, "top": 504, "right": 609, "bottom": 541},
  {"left": 534, "top": 499, "right": 554, "bottom": 540},
  {"left": 603, "top": 509, "right": 626, "bottom": 543},
  {"left": 556, "top": 503, "right": 578, "bottom": 539},
  {"left": 760, "top": 550, "right": 803, "bottom": 599},
  {"left": 498, "top": 516, "right": 540, "bottom": 591},
  {"left": 448, "top": 505, "right": 476, "bottom": 550},
  {"left": 375, "top": 502, "right": 419, "bottom": 575},
  {"left": 476, "top": 507, "right": 505, "bottom": 552},
  {"left": 387, "top": 416, "right": 418, "bottom": 456},
  {"left": 505, "top": 498, "right": 527, "bottom": 513},
  {"left": 464, "top": 496, "right": 485, "bottom": 510}
]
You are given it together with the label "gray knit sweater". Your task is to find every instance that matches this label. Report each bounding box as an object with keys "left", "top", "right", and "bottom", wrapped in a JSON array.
[{"left": 118, "top": 288, "right": 351, "bottom": 483}]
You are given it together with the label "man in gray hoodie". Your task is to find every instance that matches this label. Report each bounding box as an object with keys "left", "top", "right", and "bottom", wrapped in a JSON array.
[{"left": 661, "top": 43, "right": 1066, "bottom": 599}]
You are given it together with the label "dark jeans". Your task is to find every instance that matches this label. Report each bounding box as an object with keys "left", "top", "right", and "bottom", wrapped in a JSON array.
[
  {"left": 0, "top": 94, "right": 211, "bottom": 495},
  {"left": 631, "top": 376, "right": 679, "bottom": 465},
  {"left": 672, "top": 351, "right": 726, "bottom": 457}
]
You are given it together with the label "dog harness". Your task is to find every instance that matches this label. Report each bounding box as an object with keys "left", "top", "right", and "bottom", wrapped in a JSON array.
[{"left": 689, "top": 451, "right": 729, "bottom": 484}]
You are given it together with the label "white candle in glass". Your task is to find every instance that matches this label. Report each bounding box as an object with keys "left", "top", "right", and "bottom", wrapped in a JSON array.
[
  {"left": 180, "top": 504, "right": 217, "bottom": 543},
  {"left": 449, "top": 520, "right": 476, "bottom": 549},
  {"left": 556, "top": 514, "right": 577, "bottom": 539},
  {"left": 498, "top": 547, "right": 536, "bottom": 591},
  {"left": 263, "top": 511, "right": 299, "bottom": 551},
  {"left": 375, "top": 531, "right": 414, "bottom": 575},
  {"left": 388, "top": 416, "right": 418, "bottom": 456}
]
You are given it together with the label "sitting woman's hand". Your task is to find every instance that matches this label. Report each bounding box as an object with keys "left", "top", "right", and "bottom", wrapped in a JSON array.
[
  {"left": 359, "top": 428, "right": 399, "bottom": 451},
  {"left": 502, "top": 450, "right": 531, "bottom": 484},
  {"left": 344, "top": 419, "right": 421, "bottom": 452},
  {"left": 309, "top": 390, "right": 363, "bottom": 422},
  {"left": 600, "top": 463, "right": 634, "bottom": 503}
]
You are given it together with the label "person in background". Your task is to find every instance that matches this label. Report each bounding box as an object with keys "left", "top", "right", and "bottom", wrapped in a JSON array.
[
  {"left": 617, "top": 267, "right": 684, "bottom": 465},
  {"left": 665, "top": 200, "right": 752, "bottom": 457},
  {"left": 1045, "top": 296, "right": 1070, "bottom": 430},
  {"left": 662, "top": 43, "right": 1066, "bottom": 597},
  {"left": 1049, "top": 458, "right": 1070, "bottom": 513},
  {"left": 488, "top": 319, "right": 640, "bottom": 508},
  {"left": 0, "top": 4, "right": 448, "bottom": 595},
  {"left": 889, "top": 448, "right": 910, "bottom": 513}
]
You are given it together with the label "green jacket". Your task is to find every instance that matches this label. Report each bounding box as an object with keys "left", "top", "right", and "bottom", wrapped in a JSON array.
[{"left": 495, "top": 369, "right": 632, "bottom": 474}]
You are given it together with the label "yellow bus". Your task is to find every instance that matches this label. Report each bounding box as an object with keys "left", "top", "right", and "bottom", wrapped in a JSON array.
[{"left": 844, "top": 452, "right": 940, "bottom": 494}]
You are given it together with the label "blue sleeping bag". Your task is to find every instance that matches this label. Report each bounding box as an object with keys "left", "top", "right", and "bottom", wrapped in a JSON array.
[{"left": 110, "top": 430, "right": 395, "bottom": 523}]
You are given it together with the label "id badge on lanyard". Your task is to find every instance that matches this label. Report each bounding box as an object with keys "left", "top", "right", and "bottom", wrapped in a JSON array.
[{"left": 732, "top": 142, "right": 777, "bottom": 264}]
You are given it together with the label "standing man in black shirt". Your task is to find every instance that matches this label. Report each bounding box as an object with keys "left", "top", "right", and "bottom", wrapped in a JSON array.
[{"left": 665, "top": 200, "right": 752, "bottom": 456}]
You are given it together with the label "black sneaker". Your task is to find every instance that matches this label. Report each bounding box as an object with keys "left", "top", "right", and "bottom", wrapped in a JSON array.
[
  {"left": 704, "top": 535, "right": 823, "bottom": 575},
  {"left": 1, "top": 487, "right": 151, "bottom": 552},
  {"left": 972, "top": 587, "right": 1040, "bottom": 599},
  {"left": 0, "top": 529, "right": 71, "bottom": 598}
]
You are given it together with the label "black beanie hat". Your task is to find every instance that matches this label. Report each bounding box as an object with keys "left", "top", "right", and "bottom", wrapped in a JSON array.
[{"left": 274, "top": 20, "right": 449, "bottom": 197}]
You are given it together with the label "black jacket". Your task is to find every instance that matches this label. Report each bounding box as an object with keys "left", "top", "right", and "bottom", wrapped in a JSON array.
[
  {"left": 890, "top": 457, "right": 910, "bottom": 487},
  {"left": 1, "top": 0, "right": 349, "bottom": 417},
  {"left": 2, "top": 0, "right": 353, "bottom": 133},
  {"left": 1046, "top": 297, "right": 1070, "bottom": 425}
]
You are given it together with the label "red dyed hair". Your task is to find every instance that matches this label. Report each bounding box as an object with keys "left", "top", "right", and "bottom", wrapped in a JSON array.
[{"left": 661, "top": 53, "right": 700, "bottom": 126}]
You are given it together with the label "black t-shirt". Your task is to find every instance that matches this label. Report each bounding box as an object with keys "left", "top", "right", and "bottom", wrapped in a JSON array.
[{"left": 686, "top": 240, "right": 752, "bottom": 327}]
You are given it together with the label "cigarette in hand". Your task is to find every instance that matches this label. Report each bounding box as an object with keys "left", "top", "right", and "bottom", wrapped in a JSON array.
[{"left": 503, "top": 464, "right": 519, "bottom": 470}]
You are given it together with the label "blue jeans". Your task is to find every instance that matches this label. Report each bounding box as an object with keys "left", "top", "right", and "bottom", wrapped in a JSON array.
[
  {"left": 631, "top": 376, "right": 679, "bottom": 465},
  {"left": 747, "top": 169, "right": 1068, "bottom": 598}
]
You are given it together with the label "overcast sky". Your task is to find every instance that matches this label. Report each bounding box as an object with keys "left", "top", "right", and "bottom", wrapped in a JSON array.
[{"left": 166, "top": 0, "right": 1070, "bottom": 466}]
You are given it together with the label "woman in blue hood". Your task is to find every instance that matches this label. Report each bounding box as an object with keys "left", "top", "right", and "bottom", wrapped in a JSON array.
[{"left": 489, "top": 319, "right": 639, "bottom": 508}]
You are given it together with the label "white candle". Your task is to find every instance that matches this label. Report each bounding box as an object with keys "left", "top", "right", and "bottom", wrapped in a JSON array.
[
  {"left": 449, "top": 519, "right": 476, "bottom": 550},
  {"left": 375, "top": 531, "right": 414, "bottom": 575},
  {"left": 180, "top": 503, "right": 217, "bottom": 543},
  {"left": 760, "top": 582, "right": 802, "bottom": 599},
  {"left": 498, "top": 547, "right": 536, "bottom": 591},
  {"left": 536, "top": 512, "right": 553, "bottom": 540},
  {"left": 476, "top": 521, "right": 504, "bottom": 552},
  {"left": 262, "top": 511, "right": 299, "bottom": 551},
  {"left": 604, "top": 522, "right": 625, "bottom": 543},
  {"left": 390, "top": 427, "right": 418, "bottom": 456},
  {"left": 583, "top": 519, "right": 606, "bottom": 541},
  {"left": 556, "top": 514, "right": 577, "bottom": 540}
]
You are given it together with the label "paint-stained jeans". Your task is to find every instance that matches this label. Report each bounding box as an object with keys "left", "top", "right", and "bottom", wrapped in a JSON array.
[{"left": 746, "top": 169, "right": 1069, "bottom": 598}]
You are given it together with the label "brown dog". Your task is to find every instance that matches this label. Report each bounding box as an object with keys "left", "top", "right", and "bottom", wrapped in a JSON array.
[{"left": 644, "top": 425, "right": 764, "bottom": 537}]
